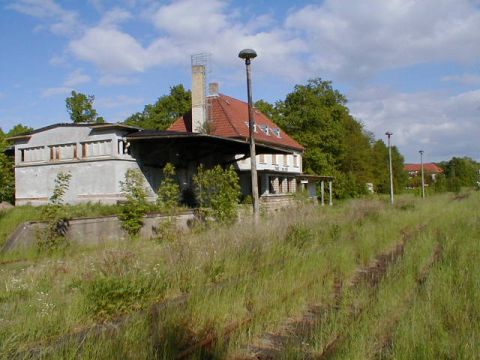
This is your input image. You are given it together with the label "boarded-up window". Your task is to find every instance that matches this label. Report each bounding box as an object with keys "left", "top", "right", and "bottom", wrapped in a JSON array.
[
  {"left": 283, "top": 154, "right": 288, "bottom": 166},
  {"left": 259, "top": 154, "right": 265, "bottom": 163},
  {"left": 81, "top": 140, "right": 112, "bottom": 158},
  {"left": 19, "top": 146, "right": 44, "bottom": 163},
  {"left": 272, "top": 154, "right": 277, "bottom": 165}
]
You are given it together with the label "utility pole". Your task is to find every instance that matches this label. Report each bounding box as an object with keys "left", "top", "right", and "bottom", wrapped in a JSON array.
[
  {"left": 386, "top": 132, "right": 394, "bottom": 205},
  {"left": 239, "top": 49, "right": 259, "bottom": 221},
  {"left": 419, "top": 150, "right": 425, "bottom": 198}
]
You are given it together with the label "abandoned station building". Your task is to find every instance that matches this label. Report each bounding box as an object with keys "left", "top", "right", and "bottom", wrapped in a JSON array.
[{"left": 8, "top": 65, "right": 332, "bottom": 206}]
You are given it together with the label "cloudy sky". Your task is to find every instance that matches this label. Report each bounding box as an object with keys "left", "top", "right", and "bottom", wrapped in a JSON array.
[{"left": 1, "top": 0, "right": 479, "bottom": 163}]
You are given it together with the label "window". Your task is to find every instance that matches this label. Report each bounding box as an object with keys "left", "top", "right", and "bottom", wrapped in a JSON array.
[
  {"left": 20, "top": 146, "right": 44, "bottom": 163},
  {"left": 81, "top": 140, "right": 112, "bottom": 158},
  {"left": 272, "top": 154, "right": 277, "bottom": 165},
  {"left": 293, "top": 154, "right": 298, "bottom": 167},
  {"left": 283, "top": 154, "right": 288, "bottom": 166},
  {"left": 259, "top": 154, "right": 265, "bottom": 163}
]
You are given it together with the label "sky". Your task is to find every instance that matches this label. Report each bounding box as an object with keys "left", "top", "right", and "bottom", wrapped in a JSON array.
[{"left": 1, "top": 0, "right": 479, "bottom": 163}]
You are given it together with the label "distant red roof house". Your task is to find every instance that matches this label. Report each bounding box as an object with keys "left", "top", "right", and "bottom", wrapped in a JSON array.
[
  {"left": 169, "top": 94, "right": 304, "bottom": 152},
  {"left": 404, "top": 163, "right": 444, "bottom": 174}
]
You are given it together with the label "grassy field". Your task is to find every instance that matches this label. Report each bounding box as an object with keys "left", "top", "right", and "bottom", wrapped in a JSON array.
[{"left": 0, "top": 192, "right": 478, "bottom": 359}]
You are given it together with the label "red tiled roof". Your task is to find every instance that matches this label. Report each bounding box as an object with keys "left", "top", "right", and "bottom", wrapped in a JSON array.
[
  {"left": 404, "top": 163, "right": 443, "bottom": 173},
  {"left": 169, "top": 94, "right": 304, "bottom": 151}
]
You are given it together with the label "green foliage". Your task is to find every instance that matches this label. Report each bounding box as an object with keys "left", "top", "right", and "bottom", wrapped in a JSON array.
[
  {"left": 156, "top": 163, "right": 180, "bottom": 214},
  {"left": 0, "top": 131, "right": 14, "bottom": 203},
  {"left": 124, "top": 85, "right": 191, "bottom": 130},
  {"left": 370, "top": 140, "right": 407, "bottom": 194},
  {"left": 284, "top": 224, "right": 313, "bottom": 249},
  {"left": 257, "top": 78, "right": 407, "bottom": 198},
  {"left": 81, "top": 274, "right": 165, "bottom": 318},
  {"left": 38, "top": 172, "right": 72, "bottom": 252},
  {"left": 65, "top": 90, "right": 103, "bottom": 123},
  {"left": 0, "top": 125, "right": 34, "bottom": 204},
  {"left": 193, "top": 165, "right": 240, "bottom": 223},
  {"left": 442, "top": 157, "right": 479, "bottom": 187},
  {"left": 118, "top": 169, "right": 149, "bottom": 236}
]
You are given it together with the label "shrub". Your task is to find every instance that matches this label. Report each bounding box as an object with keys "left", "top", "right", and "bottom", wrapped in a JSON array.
[
  {"left": 193, "top": 165, "right": 240, "bottom": 223},
  {"left": 118, "top": 169, "right": 149, "bottom": 237},
  {"left": 284, "top": 224, "right": 313, "bottom": 249},
  {"left": 156, "top": 163, "right": 180, "bottom": 214},
  {"left": 37, "top": 171, "right": 72, "bottom": 252},
  {"left": 81, "top": 274, "right": 165, "bottom": 318}
]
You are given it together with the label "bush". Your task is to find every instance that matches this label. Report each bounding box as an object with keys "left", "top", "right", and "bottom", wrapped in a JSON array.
[
  {"left": 156, "top": 163, "right": 180, "bottom": 214},
  {"left": 37, "top": 171, "right": 72, "bottom": 252},
  {"left": 194, "top": 165, "right": 240, "bottom": 223},
  {"left": 118, "top": 169, "right": 149, "bottom": 236},
  {"left": 81, "top": 274, "right": 164, "bottom": 318}
]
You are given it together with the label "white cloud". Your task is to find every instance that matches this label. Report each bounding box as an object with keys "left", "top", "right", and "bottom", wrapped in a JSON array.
[
  {"left": 41, "top": 86, "right": 72, "bottom": 98},
  {"left": 99, "top": 74, "right": 137, "bottom": 86},
  {"left": 68, "top": 0, "right": 308, "bottom": 80},
  {"left": 69, "top": 26, "right": 149, "bottom": 73},
  {"left": 41, "top": 69, "right": 91, "bottom": 97},
  {"left": 285, "top": 0, "right": 480, "bottom": 81},
  {"left": 349, "top": 87, "right": 480, "bottom": 162},
  {"left": 8, "top": 0, "right": 80, "bottom": 35},
  {"left": 442, "top": 73, "right": 480, "bottom": 86},
  {"left": 64, "top": 69, "right": 91, "bottom": 87}
]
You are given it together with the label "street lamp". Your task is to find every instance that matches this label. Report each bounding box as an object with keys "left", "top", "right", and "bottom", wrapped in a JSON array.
[
  {"left": 239, "top": 49, "right": 259, "bottom": 220},
  {"left": 419, "top": 150, "right": 425, "bottom": 198},
  {"left": 385, "top": 132, "right": 394, "bottom": 205}
]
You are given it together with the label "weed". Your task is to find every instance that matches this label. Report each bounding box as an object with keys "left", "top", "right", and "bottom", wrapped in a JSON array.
[{"left": 284, "top": 224, "right": 313, "bottom": 249}]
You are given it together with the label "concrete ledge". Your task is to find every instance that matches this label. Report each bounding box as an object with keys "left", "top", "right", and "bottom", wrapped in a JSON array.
[{"left": 1, "top": 211, "right": 195, "bottom": 253}]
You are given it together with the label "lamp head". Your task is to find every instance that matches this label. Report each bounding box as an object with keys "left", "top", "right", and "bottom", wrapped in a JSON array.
[
  {"left": 385, "top": 131, "right": 393, "bottom": 137},
  {"left": 238, "top": 49, "right": 257, "bottom": 61}
]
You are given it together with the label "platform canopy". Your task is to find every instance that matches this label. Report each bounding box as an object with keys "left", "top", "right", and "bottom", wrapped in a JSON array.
[{"left": 126, "top": 130, "right": 292, "bottom": 167}]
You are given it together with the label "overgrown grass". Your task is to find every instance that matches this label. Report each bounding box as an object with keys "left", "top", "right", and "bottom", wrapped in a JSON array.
[{"left": 0, "top": 192, "right": 478, "bottom": 359}]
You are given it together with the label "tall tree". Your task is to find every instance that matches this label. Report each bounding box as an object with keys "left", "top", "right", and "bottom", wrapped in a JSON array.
[
  {"left": 255, "top": 78, "right": 407, "bottom": 198},
  {"left": 65, "top": 91, "right": 103, "bottom": 123},
  {"left": 0, "top": 129, "right": 14, "bottom": 203},
  {"left": 443, "top": 157, "right": 479, "bottom": 187},
  {"left": 124, "top": 85, "right": 191, "bottom": 130}
]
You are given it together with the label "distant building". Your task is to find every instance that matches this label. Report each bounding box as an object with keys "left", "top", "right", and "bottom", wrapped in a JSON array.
[{"left": 404, "top": 163, "right": 443, "bottom": 181}]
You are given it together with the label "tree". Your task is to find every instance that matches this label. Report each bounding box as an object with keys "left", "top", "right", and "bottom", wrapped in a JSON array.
[
  {"left": 258, "top": 78, "right": 381, "bottom": 198},
  {"left": 370, "top": 140, "right": 407, "bottom": 194},
  {"left": 65, "top": 91, "right": 103, "bottom": 123},
  {"left": 124, "top": 85, "right": 191, "bottom": 130},
  {"left": 0, "top": 129, "right": 14, "bottom": 203},
  {"left": 0, "top": 124, "right": 33, "bottom": 204}
]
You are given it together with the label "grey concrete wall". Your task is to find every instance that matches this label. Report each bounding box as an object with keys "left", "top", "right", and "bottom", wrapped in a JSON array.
[{"left": 1, "top": 211, "right": 195, "bottom": 252}]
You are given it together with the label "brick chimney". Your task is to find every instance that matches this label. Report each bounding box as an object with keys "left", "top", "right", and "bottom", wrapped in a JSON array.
[
  {"left": 209, "top": 82, "right": 219, "bottom": 97},
  {"left": 191, "top": 65, "right": 206, "bottom": 133}
]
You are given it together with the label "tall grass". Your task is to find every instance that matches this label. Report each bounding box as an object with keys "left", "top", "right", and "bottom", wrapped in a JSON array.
[{"left": 0, "top": 192, "right": 477, "bottom": 358}]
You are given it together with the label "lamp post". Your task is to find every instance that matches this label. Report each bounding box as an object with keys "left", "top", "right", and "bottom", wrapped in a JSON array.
[
  {"left": 385, "top": 132, "right": 394, "bottom": 205},
  {"left": 239, "top": 49, "right": 259, "bottom": 220},
  {"left": 419, "top": 150, "right": 425, "bottom": 198}
]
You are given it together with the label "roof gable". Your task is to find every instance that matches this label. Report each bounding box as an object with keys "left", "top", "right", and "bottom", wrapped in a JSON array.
[{"left": 169, "top": 94, "right": 304, "bottom": 151}]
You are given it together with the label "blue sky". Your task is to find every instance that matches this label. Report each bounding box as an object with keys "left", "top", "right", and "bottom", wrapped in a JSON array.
[{"left": 1, "top": 0, "right": 480, "bottom": 163}]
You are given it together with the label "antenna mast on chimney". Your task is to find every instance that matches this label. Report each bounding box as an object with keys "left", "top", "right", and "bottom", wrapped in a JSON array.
[{"left": 191, "top": 53, "right": 212, "bottom": 133}]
